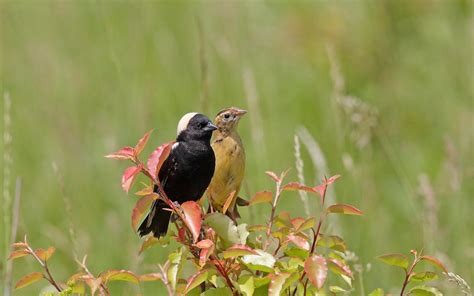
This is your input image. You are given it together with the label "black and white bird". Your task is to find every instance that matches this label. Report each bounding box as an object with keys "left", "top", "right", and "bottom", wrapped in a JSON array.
[{"left": 138, "top": 113, "right": 217, "bottom": 238}]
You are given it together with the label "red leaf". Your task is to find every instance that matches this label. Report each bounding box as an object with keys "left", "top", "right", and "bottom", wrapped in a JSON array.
[
  {"left": 181, "top": 201, "right": 202, "bottom": 243},
  {"left": 313, "top": 184, "right": 327, "bottom": 198},
  {"left": 283, "top": 182, "right": 315, "bottom": 192},
  {"left": 304, "top": 255, "right": 328, "bottom": 289},
  {"left": 195, "top": 239, "right": 214, "bottom": 249},
  {"left": 8, "top": 250, "right": 29, "bottom": 260},
  {"left": 248, "top": 191, "right": 273, "bottom": 206},
  {"left": 11, "top": 242, "right": 28, "bottom": 249},
  {"left": 222, "top": 190, "right": 236, "bottom": 215},
  {"left": 122, "top": 164, "right": 143, "bottom": 193},
  {"left": 287, "top": 234, "right": 310, "bottom": 250},
  {"left": 131, "top": 194, "right": 158, "bottom": 231},
  {"left": 291, "top": 217, "right": 306, "bottom": 230},
  {"left": 176, "top": 226, "right": 187, "bottom": 244},
  {"left": 328, "top": 258, "right": 353, "bottom": 278},
  {"left": 199, "top": 246, "right": 213, "bottom": 267},
  {"left": 34, "top": 247, "right": 55, "bottom": 261},
  {"left": 265, "top": 171, "right": 281, "bottom": 183},
  {"left": 147, "top": 141, "right": 174, "bottom": 180},
  {"left": 326, "top": 204, "right": 363, "bottom": 216},
  {"left": 135, "top": 129, "right": 153, "bottom": 156},
  {"left": 420, "top": 255, "right": 448, "bottom": 273},
  {"left": 105, "top": 146, "right": 135, "bottom": 160},
  {"left": 325, "top": 175, "right": 341, "bottom": 185},
  {"left": 14, "top": 272, "right": 43, "bottom": 290}
]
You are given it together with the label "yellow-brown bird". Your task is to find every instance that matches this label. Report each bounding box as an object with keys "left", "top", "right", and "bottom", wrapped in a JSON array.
[{"left": 207, "top": 107, "right": 247, "bottom": 219}]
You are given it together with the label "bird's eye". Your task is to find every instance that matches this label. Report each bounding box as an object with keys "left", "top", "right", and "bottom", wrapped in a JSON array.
[
  {"left": 224, "top": 114, "right": 230, "bottom": 119},
  {"left": 198, "top": 122, "right": 205, "bottom": 128}
]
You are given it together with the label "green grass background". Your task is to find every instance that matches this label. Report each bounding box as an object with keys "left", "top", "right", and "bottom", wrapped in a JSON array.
[{"left": 1, "top": 0, "right": 473, "bottom": 294}]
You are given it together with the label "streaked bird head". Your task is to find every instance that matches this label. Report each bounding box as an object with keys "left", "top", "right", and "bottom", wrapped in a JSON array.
[
  {"left": 214, "top": 107, "right": 247, "bottom": 133},
  {"left": 177, "top": 112, "right": 217, "bottom": 141}
]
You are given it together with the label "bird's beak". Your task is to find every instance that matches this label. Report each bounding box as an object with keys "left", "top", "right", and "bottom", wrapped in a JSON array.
[
  {"left": 235, "top": 109, "right": 247, "bottom": 117},
  {"left": 204, "top": 122, "right": 218, "bottom": 132}
]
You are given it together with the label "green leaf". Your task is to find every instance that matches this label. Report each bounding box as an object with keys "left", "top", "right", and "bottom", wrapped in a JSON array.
[
  {"left": 368, "top": 288, "right": 384, "bottom": 296},
  {"left": 304, "top": 255, "right": 328, "bottom": 289},
  {"left": 237, "top": 276, "right": 254, "bottom": 296},
  {"left": 269, "top": 273, "right": 291, "bottom": 296},
  {"left": 284, "top": 247, "right": 309, "bottom": 260},
  {"left": 205, "top": 213, "right": 241, "bottom": 247},
  {"left": 200, "top": 287, "right": 233, "bottom": 296},
  {"left": 410, "top": 271, "right": 438, "bottom": 282},
  {"left": 316, "top": 235, "right": 347, "bottom": 252},
  {"left": 376, "top": 253, "right": 409, "bottom": 270},
  {"left": 223, "top": 244, "right": 258, "bottom": 258},
  {"left": 168, "top": 247, "right": 185, "bottom": 290},
  {"left": 139, "top": 273, "right": 162, "bottom": 282},
  {"left": 296, "top": 217, "right": 316, "bottom": 232},
  {"left": 242, "top": 249, "right": 276, "bottom": 273},
  {"left": 326, "top": 204, "right": 363, "bottom": 216},
  {"left": 419, "top": 256, "right": 448, "bottom": 273},
  {"left": 185, "top": 269, "right": 209, "bottom": 293},
  {"left": 329, "top": 286, "right": 348, "bottom": 293},
  {"left": 14, "top": 272, "right": 43, "bottom": 290},
  {"left": 328, "top": 258, "right": 353, "bottom": 278},
  {"left": 101, "top": 269, "right": 139, "bottom": 284},
  {"left": 409, "top": 285, "right": 443, "bottom": 296}
]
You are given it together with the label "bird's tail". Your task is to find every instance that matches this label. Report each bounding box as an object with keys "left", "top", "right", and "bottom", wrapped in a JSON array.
[{"left": 138, "top": 199, "right": 171, "bottom": 238}]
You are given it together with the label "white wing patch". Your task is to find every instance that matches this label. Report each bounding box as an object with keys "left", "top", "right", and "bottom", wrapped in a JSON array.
[
  {"left": 172, "top": 142, "right": 179, "bottom": 150},
  {"left": 177, "top": 112, "right": 198, "bottom": 135}
]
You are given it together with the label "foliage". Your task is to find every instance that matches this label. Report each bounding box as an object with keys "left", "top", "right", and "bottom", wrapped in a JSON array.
[{"left": 9, "top": 130, "right": 452, "bottom": 295}]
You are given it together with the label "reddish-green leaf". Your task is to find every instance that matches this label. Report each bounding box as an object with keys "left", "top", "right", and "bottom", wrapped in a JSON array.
[
  {"left": 139, "top": 236, "right": 159, "bottom": 254},
  {"left": 326, "top": 204, "right": 363, "bottom": 216},
  {"left": 409, "top": 285, "right": 442, "bottom": 296},
  {"left": 265, "top": 171, "right": 281, "bottom": 183},
  {"left": 139, "top": 273, "right": 162, "bottom": 282},
  {"left": 135, "top": 185, "right": 153, "bottom": 196},
  {"left": 34, "top": 247, "right": 55, "bottom": 261},
  {"left": 287, "top": 234, "right": 310, "bottom": 250},
  {"left": 268, "top": 273, "right": 291, "bottom": 296},
  {"left": 79, "top": 275, "right": 102, "bottom": 295},
  {"left": 101, "top": 269, "right": 139, "bottom": 284},
  {"left": 131, "top": 194, "right": 158, "bottom": 231},
  {"left": 14, "top": 272, "right": 43, "bottom": 290},
  {"left": 147, "top": 141, "right": 174, "bottom": 179},
  {"left": 419, "top": 256, "right": 448, "bottom": 273},
  {"left": 195, "top": 239, "right": 214, "bottom": 249},
  {"left": 185, "top": 269, "right": 209, "bottom": 292},
  {"left": 8, "top": 250, "right": 29, "bottom": 260},
  {"left": 248, "top": 224, "right": 267, "bottom": 232},
  {"left": 282, "top": 182, "right": 314, "bottom": 192},
  {"left": 181, "top": 201, "right": 202, "bottom": 243},
  {"left": 248, "top": 191, "right": 273, "bottom": 206},
  {"left": 223, "top": 244, "right": 258, "bottom": 259},
  {"left": 304, "top": 255, "right": 328, "bottom": 289},
  {"left": 105, "top": 146, "right": 135, "bottom": 160},
  {"left": 377, "top": 253, "right": 409, "bottom": 270},
  {"left": 328, "top": 258, "right": 353, "bottom": 278},
  {"left": 316, "top": 235, "right": 347, "bottom": 252},
  {"left": 199, "top": 245, "right": 214, "bottom": 267},
  {"left": 135, "top": 129, "right": 153, "bottom": 156},
  {"left": 122, "top": 164, "right": 143, "bottom": 193},
  {"left": 296, "top": 217, "right": 316, "bottom": 232}
]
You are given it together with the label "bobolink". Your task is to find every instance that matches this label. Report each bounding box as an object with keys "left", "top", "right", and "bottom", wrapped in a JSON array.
[
  {"left": 207, "top": 107, "right": 247, "bottom": 219},
  {"left": 138, "top": 113, "right": 217, "bottom": 238}
]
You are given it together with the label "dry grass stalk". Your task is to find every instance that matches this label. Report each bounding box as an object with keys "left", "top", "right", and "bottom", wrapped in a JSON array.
[
  {"left": 296, "top": 126, "right": 340, "bottom": 233},
  {"left": 3, "top": 92, "right": 13, "bottom": 296},
  {"left": 294, "top": 134, "right": 311, "bottom": 217},
  {"left": 445, "top": 272, "right": 472, "bottom": 296},
  {"left": 197, "top": 17, "right": 210, "bottom": 115},
  {"left": 417, "top": 174, "right": 439, "bottom": 252}
]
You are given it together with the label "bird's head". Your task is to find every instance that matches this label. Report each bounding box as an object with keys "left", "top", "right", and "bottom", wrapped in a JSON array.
[
  {"left": 214, "top": 107, "right": 247, "bottom": 133},
  {"left": 176, "top": 112, "right": 217, "bottom": 142}
]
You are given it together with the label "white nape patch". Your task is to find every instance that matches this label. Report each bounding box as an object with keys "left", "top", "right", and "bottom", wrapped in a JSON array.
[
  {"left": 172, "top": 142, "right": 179, "bottom": 150},
  {"left": 177, "top": 112, "right": 198, "bottom": 135}
]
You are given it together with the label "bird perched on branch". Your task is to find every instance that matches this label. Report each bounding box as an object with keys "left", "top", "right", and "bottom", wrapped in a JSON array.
[
  {"left": 207, "top": 107, "right": 247, "bottom": 219},
  {"left": 138, "top": 113, "right": 217, "bottom": 238}
]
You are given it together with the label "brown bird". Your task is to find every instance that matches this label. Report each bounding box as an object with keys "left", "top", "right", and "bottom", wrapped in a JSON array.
[{"left": 206, "top": 107, "right": 247, "bottom": 219}]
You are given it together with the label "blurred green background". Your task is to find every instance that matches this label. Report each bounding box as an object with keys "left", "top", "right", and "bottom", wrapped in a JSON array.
[{"left": 1, "top": 0, "right": 473, "bottom": 294}]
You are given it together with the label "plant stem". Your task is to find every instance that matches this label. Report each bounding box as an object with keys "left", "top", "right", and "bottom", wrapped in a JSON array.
[
  {"left": 264, "top": 181, "right": 282, "bottom": 251},
  {"left": 25, "top": 243, "right": 61, "bottom": 292},
  {"left": 400, "top": 258, "right": 419, "bottom": 296}
]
